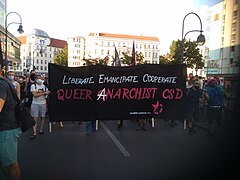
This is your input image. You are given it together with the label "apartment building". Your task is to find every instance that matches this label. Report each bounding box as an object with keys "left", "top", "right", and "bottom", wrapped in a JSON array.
[
  {"left": 67, "top": 36, "right": 85, "bottom": 67},
  {"left": 68, "top": 32, "right": 160, "bottom": 67},
  {"left": 18, "top": 28, "right": 67, "bottom": 75},
  {"left": 204, "top": 0, "right": 240, "bottom": 86}
]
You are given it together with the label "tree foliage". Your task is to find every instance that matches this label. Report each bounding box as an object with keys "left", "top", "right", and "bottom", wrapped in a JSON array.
[
  {"left": 54, "top": 46, "right": 68, "bottom": 66},
  {"left": 121, "top": 51, "right": 146, "bottom": 65},
  {"left": 171, "top": 40, "right": 204, "bottom": 70},
  {"left": 82, "top": 56, "right": 109, "bottom": 66}
]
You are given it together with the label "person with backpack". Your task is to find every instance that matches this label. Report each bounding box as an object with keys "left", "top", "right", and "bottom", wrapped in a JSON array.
[
  {"left": 29, "top": 74, "right": 51, "bottom": 139},
  {"left": 0, "top": 69, "right": 22, "bottom": 180},
  {"left": 205, "top": 78, "right": 224, "bottom": 135}
]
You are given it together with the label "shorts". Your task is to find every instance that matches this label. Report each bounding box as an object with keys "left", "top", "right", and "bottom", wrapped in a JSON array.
[
  {"left": 0, "top": 128, "right": 22, "bottom": 167},
  {"left": 31, "top": 103, "right": 47, "bottom": 118}
]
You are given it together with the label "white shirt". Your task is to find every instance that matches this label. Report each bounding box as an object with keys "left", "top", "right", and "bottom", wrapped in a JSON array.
[{"left": 30, "top": 83, "right": 48, "bottom": 104}]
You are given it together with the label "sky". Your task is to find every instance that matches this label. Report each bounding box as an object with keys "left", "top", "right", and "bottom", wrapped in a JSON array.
[{"left": 7, "top": 0, "right": 222, "bottom": 54}]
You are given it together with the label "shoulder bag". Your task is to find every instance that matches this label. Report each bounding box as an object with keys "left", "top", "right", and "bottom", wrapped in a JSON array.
[{"left": 0, "top": 77, "right": 36, "bottom": 132}]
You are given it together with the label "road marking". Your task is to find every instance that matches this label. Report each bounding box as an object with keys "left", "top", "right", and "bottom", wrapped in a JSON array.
[{"left": 100, "top": 122, "right": 131, "bottom": 157}]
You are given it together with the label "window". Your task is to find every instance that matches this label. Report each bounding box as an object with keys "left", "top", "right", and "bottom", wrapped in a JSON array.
[
  {"left": 140, "top": 44, "right": 142, "bottom": 48},
  {"left": 231, "top": 34, "right": 236, "bottom": 41},
  {"left": 233, "top": 10, "right": 238, "bottom": 17},
  {"left": 230, "top": 58, "right": 233, "bottom": 64},
  {"left": 101, "top": 49, "right": 104, "bottom": 55},
  {"left": 108, "top": 42, "right": 110, "bottom": 46},
  {"left": 107, "top": 50, "right": 110, "bottom": 55},
  {"left": 231, "top": 46, "right": 235, "bottom": 52},
  {"left": 145, "top": 52, "right": 147, "bottom": 57},
  {"left": 44, "top": 66, "right": 47, "bottom": 71},
  {"left": 40, "top": 66, "right": 43, "bottom": 70},
  {"left": 36, "top": 59, "right": 39, "bottom": 64},
  {"left": 232, "top": 22, "right": 237, "bottom": 30},
  {"left": 148, "top": 45, "right": 150, "bottom": 49},
  {"left": 45, "top": 60, "right": 47, "bottom": 64},
  {"left": 214, "top": 13, "right": 219, "bottom": 21}
]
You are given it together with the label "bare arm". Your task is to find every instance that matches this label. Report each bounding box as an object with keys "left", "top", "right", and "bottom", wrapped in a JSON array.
[
  {"left": 16, "top": 82, "right": 21, "bottom": 99},
  {"left": 32, "top": 90, "right": 50, "bottom": 97},
  {"left": 0, "top": 98, "right": 5, "bottom": 112}
]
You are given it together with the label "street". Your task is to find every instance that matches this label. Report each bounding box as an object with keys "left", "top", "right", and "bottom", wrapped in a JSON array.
[{"left": 1, "top": 117, "right": 239, "bottom": 180}]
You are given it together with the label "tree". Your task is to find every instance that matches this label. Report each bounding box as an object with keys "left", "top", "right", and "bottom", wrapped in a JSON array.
[
  {"left": 82, "top": 56, "right": 109, "bottom": 66},
  {"left": 54, "top": 46, "right": 68, "bottom": 66},
  {"left": 171, "top": 40, "right": 204, "bottom": 70},
  {"left": 121, "top": 51, "right": 146, "bottom": 65}
]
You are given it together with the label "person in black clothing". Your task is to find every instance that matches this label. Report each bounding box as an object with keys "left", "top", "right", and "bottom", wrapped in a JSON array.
[
  {"left": 24, "top": 70, "right": 36, "bottom": 109},
  {"left": 18, "top": 75, "right": 26, "bottom": 102},
  {"left": 186, "top": 79, "right": 204, "bottom": 135},
  {"left": 0, "top": 71, "right": 22, "bottom": 180}
]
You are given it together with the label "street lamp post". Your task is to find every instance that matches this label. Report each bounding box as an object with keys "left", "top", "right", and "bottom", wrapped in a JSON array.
[
  {"left": 181, "top": 12, "right": 205, "bottom": 130},
  {"left": 5, "top": 11, "right": 24, "bottom": 73},
  {"left": 181, "top": 12, "right": 205, "bottom": 64}
]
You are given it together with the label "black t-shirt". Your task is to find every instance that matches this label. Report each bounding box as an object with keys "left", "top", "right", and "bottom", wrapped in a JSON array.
[
  {"left": 187, "top": 87, "right": 203, "bottom": 109},
  {"left": 0, "top": 78, "right": 20, "bottom": 130}
]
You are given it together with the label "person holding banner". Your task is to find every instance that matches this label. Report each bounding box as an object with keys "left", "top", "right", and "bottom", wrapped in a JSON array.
[
  {"left": 30, "top": 74, "right": 51, "bottom": 139},
  {"left": 86, "top": 120, "right": 96, "bottom": 136}
]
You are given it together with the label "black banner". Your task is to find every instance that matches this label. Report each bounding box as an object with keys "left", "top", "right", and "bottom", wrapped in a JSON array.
[{"left": 48, "top": 63, "right": 187, "bottom": 122}]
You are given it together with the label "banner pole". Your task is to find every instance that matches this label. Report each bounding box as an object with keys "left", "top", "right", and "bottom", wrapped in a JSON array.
[
  {"left": 183, "top": 119, "right": 187, "bottom": 130},
  {"left": 151, "top": 117, "right": 155, "bottom": 127},
  {"left": 96, "top": 120, "right": 99, "bottom": 130},
  {"left": 49, "top": 122, "right": 52, "bottom": 133}
]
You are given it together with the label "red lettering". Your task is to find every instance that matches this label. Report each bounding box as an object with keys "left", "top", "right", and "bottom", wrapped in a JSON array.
[
  {"left": 86, "top": 90, "right": 93, "bottom": 101},
  {"left": 65, "top": 89, "right": 72, "bottom": 100},
  {"left": 57, "top": 89, "right": 65, "bottom": 101},
  {"left": 122, "top": 88, "right": 130, "bottom": 100},
  {"left": 113, "top": 88, "right": 122, "bottom": 99},
  {"left": 175, "top": 88, "right": 183, "bottom": 99}
]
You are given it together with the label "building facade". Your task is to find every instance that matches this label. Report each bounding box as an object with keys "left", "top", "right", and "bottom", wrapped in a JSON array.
[
  {"left": 67, "top": 32, "right": 160, "bottom": 67},
  {"left": 67, "top": 36, "right": 85, "bottom": 67},
  {"left": 204, "top": 0, "right": 240, "bottom": 88},
  {"left": 0, "top": 23, "right": 22, "bottom": 73},
  {"left": 18, "top": 29, "right": 67, "bottom": 75}
]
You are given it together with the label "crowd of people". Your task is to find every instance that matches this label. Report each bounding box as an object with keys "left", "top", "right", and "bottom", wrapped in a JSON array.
[
  {"left": 0, "top": 68, "right": 226, "bottom": 180},
  {"left": 186, "top": 73, "right": 224, "bottom": 136}
]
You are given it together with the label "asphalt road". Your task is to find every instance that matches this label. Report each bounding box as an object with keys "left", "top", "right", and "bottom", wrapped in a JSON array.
[{"left": 1, "top": 117, "right": 240, "bottom": 180}]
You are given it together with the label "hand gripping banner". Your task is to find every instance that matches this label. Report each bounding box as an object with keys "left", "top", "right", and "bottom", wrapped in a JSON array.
[{"left": 48, "top": 63, "right": 187, "bottom": 122}]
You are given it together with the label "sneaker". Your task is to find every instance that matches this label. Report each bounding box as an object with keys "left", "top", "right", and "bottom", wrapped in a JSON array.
[
  {"left": 189, "top": 128, "right": 195, "bottom": 135},
  {"left": 117, "top": 125, "right": 122, "bottom": 131},
  {"left": 30, "top": 135, "right": 37, "bottom": 139},
  {"left": 136, "top": 126, "right": 142, "bottom": 130},
  {"left": 142, "top": 126, "right": 148, "bottom": 131},
  {"left": 86, "top": 132, "right": 92, "bottom": 136}
]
